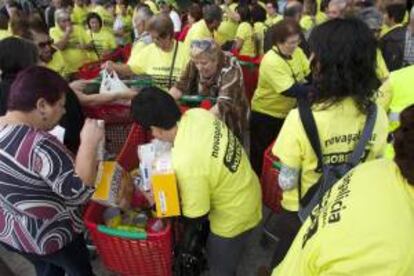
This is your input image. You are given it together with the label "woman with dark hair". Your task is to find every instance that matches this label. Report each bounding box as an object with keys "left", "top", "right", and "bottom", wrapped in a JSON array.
[
  {"left": 250, "top": 18, "right": 310, "bottom": 176},
  {"left": 0, "top": 66, "right": 103, "bottom": 276},
  {"left": 0, "top": 36, "right": 86, "bottom": 154},
  {"left": 178, "top": 3, "right": 203, "bottom": 41},
  {"left": 271, "top": 18, "right": 389, "bottom": 267},
  {"left": 86, "top": 12, "right": 117, "bottom": 59},
  {"left": 234, "top": 4, "right": 256, "bottom": 57},
  {"left": 0, "top": 37, "right": 38, "bottom": 116},
  {"left": 273, "top": 104, "right": 414, "bottom": 275},
  {"left": 251, "top": 3, "right": 267, "bottom": 56}
]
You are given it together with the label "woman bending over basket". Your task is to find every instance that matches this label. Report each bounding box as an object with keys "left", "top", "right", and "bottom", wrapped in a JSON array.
[
  {"left": 0, "top": 66, "right": 104, "bottom": 276},
  {"left": 169, "top": 39, "right": 249, "bottom": 146}
]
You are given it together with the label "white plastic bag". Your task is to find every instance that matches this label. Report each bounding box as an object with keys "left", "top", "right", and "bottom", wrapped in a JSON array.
[{"left": 100, "top": 70, "right": 129, "bottom": 94}]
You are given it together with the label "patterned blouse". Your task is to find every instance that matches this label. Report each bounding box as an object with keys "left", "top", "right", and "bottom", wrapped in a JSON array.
[{"left": 0, "top": 125, "right": 94, "bottom": 255}]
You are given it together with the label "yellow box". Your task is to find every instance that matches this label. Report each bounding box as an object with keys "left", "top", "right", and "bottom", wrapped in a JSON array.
[
  {"left": 93, "top": 161, "right": 132, "bottom": 207},
  {"left": 151, "top": 172, "right": 181, "bottom": 218}
]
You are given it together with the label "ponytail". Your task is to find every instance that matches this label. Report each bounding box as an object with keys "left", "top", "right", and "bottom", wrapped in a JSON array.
[{"left": 394, "top": 104, "right": 414, "bottom": 185}]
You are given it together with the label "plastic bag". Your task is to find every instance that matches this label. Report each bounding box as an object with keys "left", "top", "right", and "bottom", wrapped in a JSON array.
[{"left": 100, "top": 70, "right": 129, "bottom": 94}]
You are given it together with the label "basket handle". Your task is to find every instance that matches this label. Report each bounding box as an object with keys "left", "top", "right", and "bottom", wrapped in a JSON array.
[{"left": 97, "top": 225, "right": 148, "bottom": 240}]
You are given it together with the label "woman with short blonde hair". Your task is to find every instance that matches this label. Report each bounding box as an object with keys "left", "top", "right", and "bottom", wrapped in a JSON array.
[{"left": 170, "top": 39, "right": 249, "bottom": 145}]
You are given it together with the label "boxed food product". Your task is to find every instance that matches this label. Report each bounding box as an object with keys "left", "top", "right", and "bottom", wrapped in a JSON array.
[{"left": 93, "top": 161, "right": 133, "bottom": 207}]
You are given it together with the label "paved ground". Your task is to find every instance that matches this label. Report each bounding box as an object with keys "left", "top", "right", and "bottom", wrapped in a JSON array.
[{"left": 0, "top": 208, "right": 276, "bottom": 276}]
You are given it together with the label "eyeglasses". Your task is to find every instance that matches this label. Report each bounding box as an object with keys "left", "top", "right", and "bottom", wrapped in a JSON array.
[
  {"left": 190, "top": 40, "right": 214, "bottom": 51},
  {"left": 38, "top": 39, "right": 54, "bottom": 48}
]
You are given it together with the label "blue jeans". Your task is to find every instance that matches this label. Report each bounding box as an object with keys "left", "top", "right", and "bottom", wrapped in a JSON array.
[{"left": 3, "top": 234, "right": 94, "bottom": 276}]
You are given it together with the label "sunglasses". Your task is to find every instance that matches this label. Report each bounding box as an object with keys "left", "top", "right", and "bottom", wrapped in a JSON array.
[
  {"left": 190, "top": 40, "right": 214, "bottom": 51},
  {"left": 38, "top": 39, "right": 54, "bottom": 48}
]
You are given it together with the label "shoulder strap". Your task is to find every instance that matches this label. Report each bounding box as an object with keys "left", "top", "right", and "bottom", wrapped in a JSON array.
[
  {"left": 168, "top": 40, "right": 179, "bottom": 89},
  {"left": 298, "top": 102, "right": 378, "bottom": 222},
  {"left": 297, "top": 96, "right": 323, "bottom": 206},
  {"left": 297, "top": 96, "right": 323, "bottom": 169},
  {"left": 346, "top": 103, "right": 377, "bottom": 168}
]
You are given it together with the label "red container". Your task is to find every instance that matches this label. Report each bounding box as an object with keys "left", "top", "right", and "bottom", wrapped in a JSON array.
[
  {"left": 83, "top": 104, "right": 134, "bottom": 155},
  {"left": 116, "top": 123, "right": 151, "bottom": 171},
  {"left": 260, "top": 143, "right": 283, "bottom": 213},
  {"left": 78, "top": 62, "right": 102, "bottom": 80},
  {"left": 84, "top": 202, "right": 173, "bottom": 276},
  {"left": 241, "top": 65, "right": 259, "bottom": 102},
  {"left": 235, "top": 54, "right": 261, "bottom": 103}
]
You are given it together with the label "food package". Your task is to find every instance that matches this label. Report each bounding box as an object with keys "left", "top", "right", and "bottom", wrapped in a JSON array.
[
  {"left": 151, "top": 152, "right": 181, "bottom": 218},
  {"left": 93, "top": 161, "right": 133, "bottom": 207}
]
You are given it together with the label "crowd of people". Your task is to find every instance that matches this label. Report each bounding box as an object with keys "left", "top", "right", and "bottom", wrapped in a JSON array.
[{"left": 0, "top": 0, "right": 414, "bottom": 275}]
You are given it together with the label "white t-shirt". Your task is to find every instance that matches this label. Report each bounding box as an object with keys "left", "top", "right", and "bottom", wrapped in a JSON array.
[{"left": 170, "top": 10, "right": 182, "bottom": 33}]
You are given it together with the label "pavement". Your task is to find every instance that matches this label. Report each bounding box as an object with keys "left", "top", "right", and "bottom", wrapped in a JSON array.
[{"left": 0, "top": 208, "right": 277, "bottom": 276}]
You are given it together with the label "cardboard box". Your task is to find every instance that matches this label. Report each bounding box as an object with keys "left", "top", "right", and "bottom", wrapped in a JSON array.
[
  {"left": 93, "top": 161, "right": 133, "bottom": 207},
  {"left": 151, "top": 172, "right": 181, "bottom": 218}
]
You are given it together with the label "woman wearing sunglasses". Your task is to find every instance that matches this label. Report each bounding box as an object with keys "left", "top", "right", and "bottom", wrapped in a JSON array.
[{"left": 169, "top": 39, "right": 249, "bottom": 146}]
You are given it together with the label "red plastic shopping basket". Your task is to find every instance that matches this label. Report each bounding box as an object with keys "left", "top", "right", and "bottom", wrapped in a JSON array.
[
  {"left": 236, "top": 54, "right": 262, "bottom": 103},
  {"left": 77, "top": 45, "right": 132, "bottom": 79},
  {"left": 116, "top": 123, "right": 152, "bottom": 171},
  {"left": 83, "top": 104, "right": 134, "bottom": 155},
  {"left": 84, "top": 202, "right": 173, "bottom": 276},
  {"left": 260, "top": 142, "right": 283, "bottom": 213}
]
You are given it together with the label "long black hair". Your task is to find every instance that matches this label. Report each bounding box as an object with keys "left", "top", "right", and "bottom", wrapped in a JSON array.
[
  {"left": 394, "top": 105, "right": 414, "bottom": 185},
  {"left": 309, "top": 18, "right": 380, "bottom": 113}
]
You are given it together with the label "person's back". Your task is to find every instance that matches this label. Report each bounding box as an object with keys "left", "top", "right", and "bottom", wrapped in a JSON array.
[
  {"left": 172, "top": 108, "right": 262, "bottom": 238},
  {"left": 274, "top": 158, "right": 414, "bottom": 275},
  {"left": 274, "top": 98, "right": 388, "bottom": 211},
  {"left": 131, "top": 88, "right": 261, "bottom": 275}
]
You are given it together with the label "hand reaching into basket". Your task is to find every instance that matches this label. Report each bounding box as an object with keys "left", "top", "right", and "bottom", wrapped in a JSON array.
[{"left": 102, "top": 61, "right": 135, "bottom": 78}]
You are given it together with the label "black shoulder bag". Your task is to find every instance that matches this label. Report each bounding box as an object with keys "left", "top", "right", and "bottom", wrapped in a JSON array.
[{"left": 297, "top": 97, "right": 378, "bottom": 222}]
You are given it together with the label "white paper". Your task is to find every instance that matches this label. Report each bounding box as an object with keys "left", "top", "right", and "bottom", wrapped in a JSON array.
[{"left": 48, "top": 125, "right": 65, "bottom": 143}]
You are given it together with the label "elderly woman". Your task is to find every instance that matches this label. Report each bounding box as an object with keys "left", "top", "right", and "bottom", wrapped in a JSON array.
[
  {"left": 49, "top": 8, "right": 94, "bottom": 75},
  {"left": 107, "top": 14, "right": 187, "bottom": 90},
  {"left": 0, "top": 66, "right": 103, "bottom": 276},
  {"left": 169, "top": 39, "right": 248, "bottom": 144}
]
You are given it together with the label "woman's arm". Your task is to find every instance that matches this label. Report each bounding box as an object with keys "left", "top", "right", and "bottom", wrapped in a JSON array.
[
  {"left": 233, "top": 38, "right": 244, "bottom": 52},
  {"left": 103, "top": 61, "right": 135, "bottom": 78},
  {"left": 53, "top": 26, "right": 73, "bottom": 50},
  {"left": 75, "top": 119, "right": 104, "bottom": 186}
]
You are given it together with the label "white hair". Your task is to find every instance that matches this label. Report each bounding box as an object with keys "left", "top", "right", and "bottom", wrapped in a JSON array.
[
  {"left": 54, "top": 8, "right": 70, "bottom": 22},
  {"left": 134, "top": 6, "right": 154, "bottom": 24}
]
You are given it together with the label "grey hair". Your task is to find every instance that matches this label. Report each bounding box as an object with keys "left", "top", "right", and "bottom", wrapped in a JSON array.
[
  {"left": 54, "top": 8, "right": 70, "bottom": 22},
  {"left": 411, "top": 6, "right": 414, "bottom": 18},
  {"left": 329, "top": 0, "right": 348, "bottom": 10},
  {"left": 134, "top": 5, "right": 154, "bottom": 24},
  {"left": 203, "top": 4, "right": 222, "bottom": 24}
]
